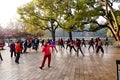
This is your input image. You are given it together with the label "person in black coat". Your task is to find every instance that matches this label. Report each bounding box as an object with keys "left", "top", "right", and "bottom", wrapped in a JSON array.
[{"left": 23, "top": 39, "right": 28, "bottom": 53}]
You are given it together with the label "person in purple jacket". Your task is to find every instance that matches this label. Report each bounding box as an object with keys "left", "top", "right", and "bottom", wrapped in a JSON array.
[
  {"left": 51, "top": 39, "right": 58, "bottom": 52},
  {"left": 10, "top": 41, "right": 16, "bottom": 57}
]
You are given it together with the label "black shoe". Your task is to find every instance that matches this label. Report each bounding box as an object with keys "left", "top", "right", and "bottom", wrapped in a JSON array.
[
  {"left": 39, "top": 67, "right": 43, "bottom": 69},
  {"left": 48, "top": 66, "right": 51, "bottom": 68}
]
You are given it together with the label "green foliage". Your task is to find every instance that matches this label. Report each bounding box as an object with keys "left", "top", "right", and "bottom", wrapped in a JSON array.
[
  {"left": 114, "top": 10, "right": 120, "bottom": 25},
  {"left": 16, "top": 0, "right": 120, "bottom": 40},
  {"left": 17, "top": 2, "right": 45, "bottom": 36},
  {"left": 25, "top": 23, "right": 45, "bottom": 36},
  {"left": 107, "top": 29, "right": 113, "bottom": 37}
]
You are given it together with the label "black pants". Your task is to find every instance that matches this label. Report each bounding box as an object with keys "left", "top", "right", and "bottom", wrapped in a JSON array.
[
  {"left": 60, "top": 44, "right": 65, "bottom": 48},
  {"left": 96, "top": 46, "right": 104, "bottom": 53},
  {"left": 77, "top": 47, "right": 84, "bottom": 56},
  {"left": 88, "top": 44, "right": 94, "bottom": 50},
  {"left": 23, "top": 46, "right": 27, "bottom": 53},
  {"left": 11, "top": 50, "right": 16, "bottom": 57},
  {"left": 15, "top": 52, "right": 20, "bottom": 63},
  {"left": 82, "top": 43, "right": 86, "bottom": 47},
  {"left": 66, "top": 44, "right": 70, "bottom": 49},
  {"left": 105, "top": 42, "right": 109, "bottom": 46},
  {"left": 70, "top": 46, "right": 76, "bottom": 52},
  {"left": 34, "top": 44, "right": 39, "bottom": 51},
  {"left": 0, "top": 52, "right": 3, "bottom": 61}
]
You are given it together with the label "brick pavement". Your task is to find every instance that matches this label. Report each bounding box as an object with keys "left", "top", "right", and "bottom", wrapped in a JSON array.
[{"left": 0, "top": 44, "right": 120, "bottom": 80}]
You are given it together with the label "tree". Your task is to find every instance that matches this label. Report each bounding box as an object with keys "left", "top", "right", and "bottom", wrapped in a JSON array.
[
  {"left": 25, "top": 23, "right": 45, "bottom": 37},
  {"left": 17, "top": 0, "right": 62, "bottom": 40},
  {"left": 94, "top": 0, "right": 120, "bottom": 45},
  {"left": 57, "top": 0, "right": 75, "bottom": 40},
  {"left": 58, "top": 0, "right": 102, "bottom": 40},
  {"left": 54, "top": 0, "right": 82, "bottom": 40},
  {"left": 70, "top": 0, "right": 120, "bottom": 46}
]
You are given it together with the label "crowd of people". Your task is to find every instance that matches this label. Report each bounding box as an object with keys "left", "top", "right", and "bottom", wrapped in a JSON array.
[
  {"left": 38, "top": 37, "right": 109, "bottom": 69},
  {"left": 0, "top": 37, "right": 109, "bottom": 69},
  {"left": 56, "top": 37, "right": 109, "bottom": 55},
  {"left": 1, "top": 38, "right": 40, "bottom": 64}
]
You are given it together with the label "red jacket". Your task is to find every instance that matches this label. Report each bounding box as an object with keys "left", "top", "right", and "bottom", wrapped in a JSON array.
[
  {"left": 42, "top": 45, "right": 53, "bottom": 56},
  {"left": 15, "top": 43, "right": 22, "bottom": 53}
]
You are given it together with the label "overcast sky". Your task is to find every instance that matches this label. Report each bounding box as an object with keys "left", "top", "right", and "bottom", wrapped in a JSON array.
[
  {"left": 0, "top": 0, "right": 32, "bottom": 28},
  {"left": 0, "top": 1, "right": 119, "bottom": 28}
]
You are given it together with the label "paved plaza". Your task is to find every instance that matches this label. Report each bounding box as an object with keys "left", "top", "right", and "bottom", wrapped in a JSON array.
[{"left": 0, "top": 44, "right": 120, "bottom": 80}]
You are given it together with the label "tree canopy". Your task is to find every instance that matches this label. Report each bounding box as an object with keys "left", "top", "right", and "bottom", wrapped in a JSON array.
[{"left": 17, "top": 0, "right": 120, "bottom": 43}]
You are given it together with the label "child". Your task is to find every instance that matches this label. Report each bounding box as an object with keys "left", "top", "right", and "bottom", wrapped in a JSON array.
[{"left": 39, "top": 41, "right": 54, "bottom": 69}]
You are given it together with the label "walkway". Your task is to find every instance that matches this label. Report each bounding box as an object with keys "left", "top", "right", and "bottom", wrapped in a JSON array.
[{"left": 0, "top": 45, "right": 119, "bottom": 80}]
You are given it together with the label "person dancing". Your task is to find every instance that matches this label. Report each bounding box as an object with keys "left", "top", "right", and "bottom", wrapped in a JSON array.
[
  {"left": 96, "top": 38, "right": 104, "bottom": 54},
  {"left": 75, "top": 39, "right": 84, "bottom": 56},
  {"left": 39, "top": 41, "right": 54, "bottom": 69}
]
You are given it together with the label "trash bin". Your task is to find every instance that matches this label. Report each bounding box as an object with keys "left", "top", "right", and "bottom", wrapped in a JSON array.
[{"left": 116, "top": 60, "right": 120, "bottom": 80}]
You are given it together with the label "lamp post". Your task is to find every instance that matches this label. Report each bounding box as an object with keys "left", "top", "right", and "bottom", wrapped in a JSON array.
[{"left": 116, "top": 60, "right": 120, "bottom": 80}]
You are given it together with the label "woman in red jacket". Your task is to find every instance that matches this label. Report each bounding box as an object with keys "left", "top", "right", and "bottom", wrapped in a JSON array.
[
  {"left": 15, "top": 40, "right": 22, "bottom": 64},
  {"left": 39, "top": 41, "right": 54, "bottom": 69}
]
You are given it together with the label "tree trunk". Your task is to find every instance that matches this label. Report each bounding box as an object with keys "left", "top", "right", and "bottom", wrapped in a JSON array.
[
  {"left": 109, "top": 26, "right": 120, "bottom": 46},
  {"left": 102, "top": 0, "right": 120, "bottom": 46},
  {"left": 115, "top": 33, "right": 120, "bottom": 46},
  {"left": 108, "top": 24, "right": 120, "bottom": 46},
  {"left": 51, "top": 30, "right": 55, "bottom": 40},
  {"left": 69, "top": 32, "right": 72, "bottom": 40}
]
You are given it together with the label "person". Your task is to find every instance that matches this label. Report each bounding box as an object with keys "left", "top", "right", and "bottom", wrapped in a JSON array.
[
  {"left": 88, "top": 38, "right": 95, "bottom": 51},
  {"left": 34, "top": 38, "right": 39, "bottom": 51},
  {"left": 15, "top": 40, "right": 23, "bottom": 64},
  {"left": 69, "top": 40, "right": 76, "bottom": 52},
  {"left": 75, "top": 39, "right": 84, "bottom": 56},
  {"left": 41, "top": 39, "right": 44, "bottom": 47},
  {"left": 27, "top": 38, "right": 32, "bottom": 51},
  {"left": 66, "top": 39, "right": 70, "bottom": 49},
  {"left": 81, "top": 38, "right": 86, "bottom": 47},
  {"left": 57, "top": 38, "right": 61, "bottom": 47},
  {"left": 60, "top": 38, "right": 65, "bottom": 48},
  {"left": 9, "top": 41, "right": 16, "bottom": 57},
  {"left": 51, "top": 39, "right": 58, "bottom": 52},
  {"left": 23, "top": 39, "right": 28, "bottom": 53},
  {"left": 96, "top": 38, "right": 104, "bottom": 54},
  {"left": 104, "top": 37, "right": 109, "bottom": 47},
  {"left": 20, "top": 40, "right": 23, "bottom": 54},
  {"left": 0, "top": 52, "right": 3, "bottom": 61},
  {"left": 39, "top": 41, "right": 54, "bottom": 69}
]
